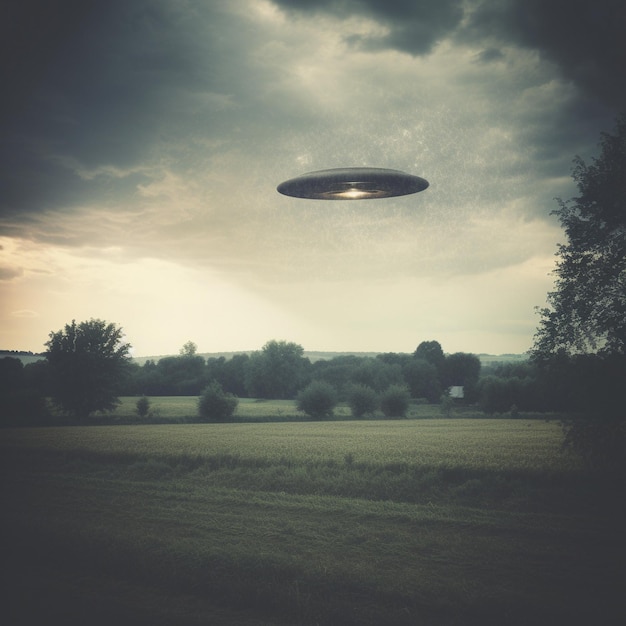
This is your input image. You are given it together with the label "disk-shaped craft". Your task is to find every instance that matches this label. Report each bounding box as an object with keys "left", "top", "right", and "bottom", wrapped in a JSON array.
[{"left": 277, "top": 167, "right": 429, "bottom": 200}]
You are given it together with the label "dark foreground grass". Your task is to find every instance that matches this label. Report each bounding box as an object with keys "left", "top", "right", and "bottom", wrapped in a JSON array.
[{"left": 1, "top": 421, "right": 624, "bottom": 625}]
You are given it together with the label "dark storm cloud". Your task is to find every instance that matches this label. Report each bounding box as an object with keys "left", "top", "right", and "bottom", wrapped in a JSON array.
[
  {"left": 463, "top": 0, "right": 626, "bottom": 108},
  {"left": 273, "top": 0, "right": 625, "bottom": 108},
  {"left": 461, "top": 0, "right": 626, "bottom": 177},
  {"left": 1, "top": 0, "right": 226, "bottom": 218},
  {"left": 272, "top": 0, "right": 465, "bottom": 54}
]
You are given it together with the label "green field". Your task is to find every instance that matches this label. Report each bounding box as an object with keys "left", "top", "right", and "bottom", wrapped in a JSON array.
[
  {"left": 94, "top": 395, "right": 533, "bottom": 423},
  {"left": 114, "top": 396, "right": 333, "bottom": 421},
  {"left": 1, "top": 419, "right": 622, "bottom": 625}
]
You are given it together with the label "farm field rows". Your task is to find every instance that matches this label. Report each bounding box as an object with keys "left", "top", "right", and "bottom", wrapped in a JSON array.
[
  {"left": 0, "top": 419, "right": 580, "bottom": 473},
  {"left": 1, "top": 419, "right": 622, "bottom": 625}
]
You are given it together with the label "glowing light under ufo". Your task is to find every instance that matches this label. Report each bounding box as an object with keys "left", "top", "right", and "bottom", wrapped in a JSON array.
[{"left": 277, "top": 167, "right": 429, "bottom": 200}]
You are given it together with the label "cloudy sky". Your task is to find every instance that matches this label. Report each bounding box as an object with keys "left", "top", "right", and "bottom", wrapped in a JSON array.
[{"left": 1, "top": 0, "right": 624, "bottom": 357}]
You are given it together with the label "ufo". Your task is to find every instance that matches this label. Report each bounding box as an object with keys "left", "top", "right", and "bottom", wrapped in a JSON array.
[{"left": 277, "top": 167, "right": 429, "bottom": 200}]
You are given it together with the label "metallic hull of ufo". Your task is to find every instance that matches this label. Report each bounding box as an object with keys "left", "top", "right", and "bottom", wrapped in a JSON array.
[{"left": 277, "top": 167, "right": 429, "bottom": 200}]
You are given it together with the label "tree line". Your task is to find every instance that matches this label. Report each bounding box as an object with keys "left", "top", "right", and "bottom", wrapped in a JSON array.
[
  {"left": 123, "top": 339, "right": 482, "bottom": 402},
  {"left": 0, "top": 334, "right": 483, "bottom": 419},
  {"left": 2, "top": 330, "right": 623, "bottom": 423}
]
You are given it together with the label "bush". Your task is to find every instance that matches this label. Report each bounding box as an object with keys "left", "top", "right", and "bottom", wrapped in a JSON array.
[
  {"left": 136, "top": 396, "right": 151, "bottom": 418},
  {"left": 198, "top": 381, "right": 238, "bottom": 422},
  {"left": 347, "top": 384, "right": 378, "bottom": 418},
  {"left": 379, "top": 385, "right": 411, "bottom": 418},
  {"left": 296, "top": 381, "right": 337, "bottom": 419}
]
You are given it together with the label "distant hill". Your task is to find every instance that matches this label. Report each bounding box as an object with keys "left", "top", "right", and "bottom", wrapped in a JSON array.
[
  {"left": 131, "top": 350, "right": 382, "bottom": 366},
  {"left": 131, "top": 351, "right": 527, "bottom": 366},
  {"left": 0, "top": 350, "right": 45, "bottom": 365},
  {"left": 476, "top": 353, "right": 529, "bottom": 365},
  {"left": 2, "top": 349, "right": 528, "bottom": 367}
]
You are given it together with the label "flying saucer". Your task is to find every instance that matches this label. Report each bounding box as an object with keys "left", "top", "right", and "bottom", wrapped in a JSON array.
[{"left": 277, "top": 167, "right": 429, "bottom": 200}]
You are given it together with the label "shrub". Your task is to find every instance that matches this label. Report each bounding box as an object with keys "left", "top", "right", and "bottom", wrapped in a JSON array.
[
  {"left": 346, "top": 384, "right": 378, "bottom": 418},
  {"left": 380, "top": 385, "right": 411, "bottom": 418},
  {"left": 296, "top": 381, "right": 337, "bottom": 419},
  {"left": 198, "top": 381, "right": 238, "bottom": 422},
  {"left": 136, "top": 396, "right": 151, "bottom": 418}
]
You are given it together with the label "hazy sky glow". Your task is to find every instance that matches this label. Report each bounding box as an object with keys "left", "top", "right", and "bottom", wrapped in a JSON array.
[{"left": 1, "top": 0, "right": 624, "bottom": 356}]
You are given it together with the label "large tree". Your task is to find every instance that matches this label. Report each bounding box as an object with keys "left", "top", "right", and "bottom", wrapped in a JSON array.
[
  {"left": 531, "top": 117, "right": 626, "bottom": 470},
  {"left": 414, "top": 340, "right": 445, "bottom": 370},
  {"left": 45, "top": 319, "right": 131, "bottom": 419},
  {"left": 244, "top": 340, "right": 310, "bottom": 399},
  {"left": 532, "top": 115, "right": 626, "bottom": 357}
]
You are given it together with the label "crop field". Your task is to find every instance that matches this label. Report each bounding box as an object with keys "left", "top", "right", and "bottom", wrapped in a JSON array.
[{"left": 1, "top": 419, "right": 623, "bottom": 625}]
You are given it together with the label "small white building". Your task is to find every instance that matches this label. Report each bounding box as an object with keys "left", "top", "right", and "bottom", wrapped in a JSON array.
[{"left": 448, "top": 386, "right": 464, "bottom": 399}]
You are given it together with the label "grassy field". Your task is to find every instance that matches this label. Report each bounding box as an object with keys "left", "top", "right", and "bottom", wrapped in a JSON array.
[
  {"left": 98, "top": 395, "right": 527, "bottom": 423},
  {"left": 1, "top": 419, "right": 623, "bottom": 625},
  {"left": 114, "top": 396, "right": 329, "bottom": 421}
]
